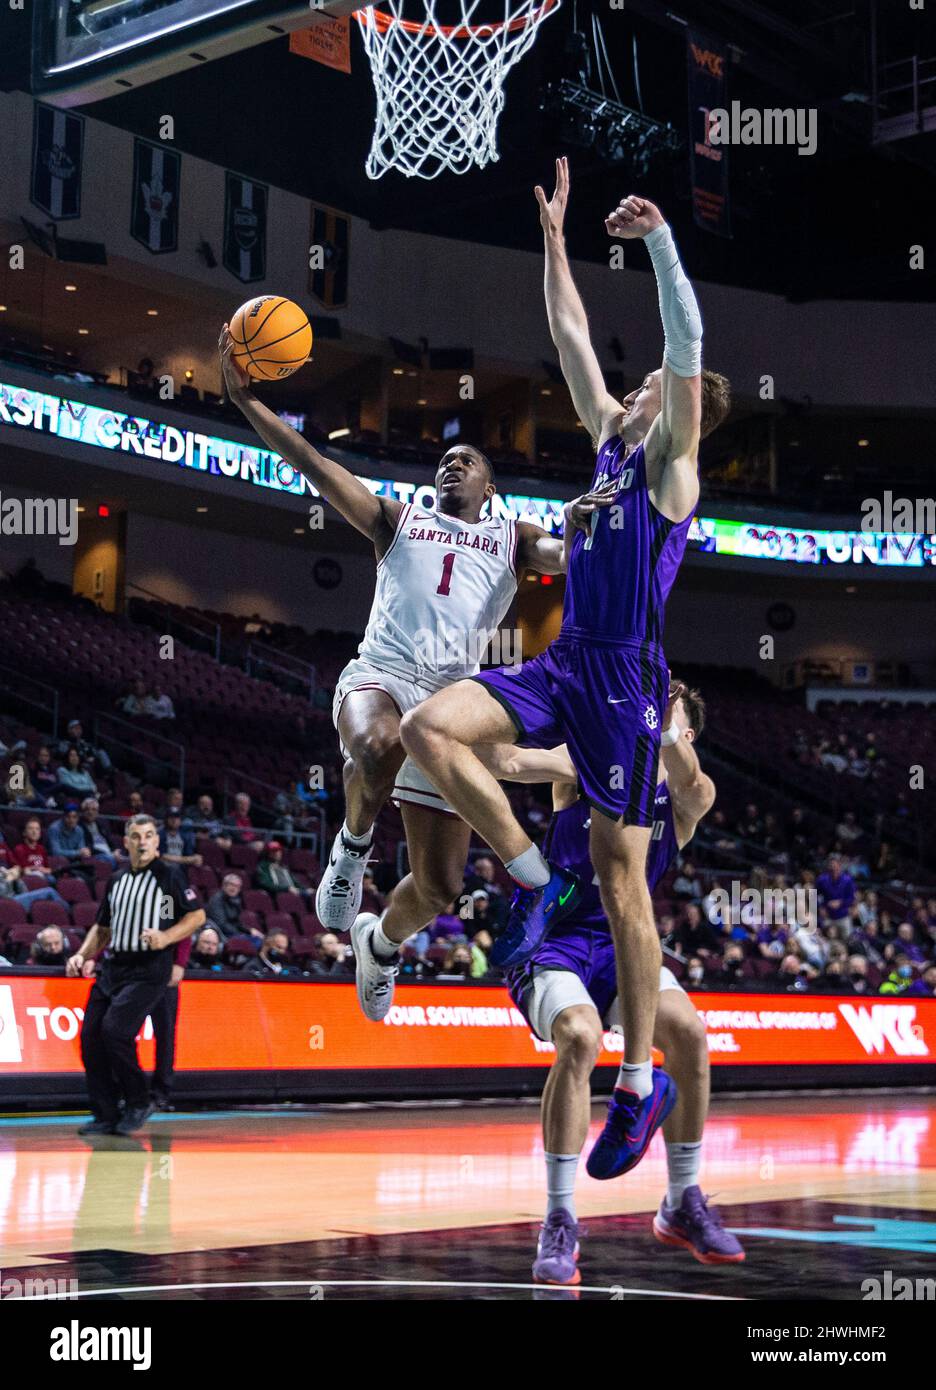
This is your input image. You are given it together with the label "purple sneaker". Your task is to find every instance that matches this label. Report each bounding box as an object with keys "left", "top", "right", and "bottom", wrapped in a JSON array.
[
  {"left": 653, "top": 1186, "right": 746, "bottom": 1265},
  {"left": 532, "top": 1209, "right": 582, "bottom": 1286},
  {"left": 585, "top": 1068, "right": 677, "bottom": 1180}
]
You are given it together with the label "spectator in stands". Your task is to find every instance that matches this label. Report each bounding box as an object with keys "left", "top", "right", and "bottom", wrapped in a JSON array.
[
  {"left": 56, "top": 719, "right": 111, "bottom": 774},
  {"left": 465, "top": 854, "right": 504, "bottom": 900},
  {"left": 56, "top": 747, "right": 98, "bottom": 799},
  {"left": 670, "top": 903, "right": 722, "bottom": 960},
  {"left": 894, "top": 921, "right": 928, "bottom": 966},
  {"left": 716, "top": 943, "right": 752, "bottom": 989},
  {"left": 185, "top": 793, "right": 231, "bottom": 848},
  {"left": 684, "top": 956, "right": 707, "bottom": 990},
  {"left": 736, "top": 803, "right": 764, "bottom": 843},
  {"left": 117, "top": 679, "right": 150, "bottom": 717},
  {"left": 708, "top": 810, "right": 740, "bottom": 856},
  {"left": 47, "top": 805, "right": 94, "bottom": 868},
  {"left": 224, "top": 792, "right": 265, "bottom": 851},
  {"left": 145, "top": 685, "right": 176, "bottom": 721},
  {"left": 756, "top": 922, "right": 789, "bottom": 961},
  {"left": 31, "top": 746, "right": 60, "bottom": 804},
  {"left": 776, "top": 952, "right": 819, "bottom": 991},
  {"left": 360, "top": 867, "right": 385, "bottom": 918},
  {"left": 12, "top": 817, "right": 57, "bottom": 882},
  {"left": 241, "top": 929, "right": 296, "bottom": 978},
  {"left": 820, "top": 960, "right": 849, "bottom": 993},
  {"left": 312, "top": 932, "right": 353, "bottom": 977},
  {"left": 438, "top": 943, "right": 473, "bottom": 979},
  {"left": 120, "top": 790, "right": 146, "bottom": 819},
  {"left": 672, "top": 860, "right": 702, "bottom": 900},
  {"left": 206, "top": 873, "right": 257, "bottom": 940},
  {"left": 874, "top": 841, "right": 898, "bottom": 882},
  {"left": 879, "top": 955, "right": 914, "bottom": 996},
  {"left": 159, "top": 811, "right": 203, "bottom": 870},
  {"left": 79, "top": 798, "right": 119, "bottom": 869},
  {"left": 29, "top": 926, "right": 67, "bottom": 968},
  {"left": 464, "top": 888, "right": 503, "bottom": 943},
  {"left": 816, "top": 855, "right": 855, "bottom": 927},
  {"left": 161, "top": 788, "right": 187, "bottom": 823},
  {"left": 0, "top": 837, "right": 67, "bottom": 912},
  {"left": 470, "top": 929, "right": 493, "bottom": 978},
  {"left": 845, "top": 955, "right": 874, "bottom": 995},
  {"left": 254, "top": 841, "right": 310, "bottom": 905},
  {"left": 908, "top": 964, "right": 936, "bottom": 998},
  {"left": 845, "top": 747, "right": 870, "bottom": 780},
  {"left": 188, "top": 926, "right": 224, "bottom": 973}
]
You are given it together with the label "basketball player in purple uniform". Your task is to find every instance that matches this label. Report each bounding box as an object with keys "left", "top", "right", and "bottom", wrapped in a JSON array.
[
  {"left": 401, "top": 160, "right": 732, "bottom": 1170},
  {"left": 501, "top": 683, "right": 744, "bottom": 1282}
]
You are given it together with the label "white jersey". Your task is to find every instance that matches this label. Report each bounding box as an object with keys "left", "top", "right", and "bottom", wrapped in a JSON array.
[{"left": 357, "top": 503, "right": 520, "bottom": 690}]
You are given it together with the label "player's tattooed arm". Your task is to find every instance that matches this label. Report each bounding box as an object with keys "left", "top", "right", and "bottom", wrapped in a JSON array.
[
  {"left": 536, "top": 157, "right": 622, "bottom": 451},
  {"left": 516, "top": 521, "right": 566, "bottom": 575},
  {"left": 661, "top": 680, "right": 715, "bottom": 846},
  {"left": 219, "top": 326, "right": 402, "bottom": 546}
]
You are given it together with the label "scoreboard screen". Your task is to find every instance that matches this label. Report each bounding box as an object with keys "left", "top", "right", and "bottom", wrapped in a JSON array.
[{"left": 31, "top": 0, "right": 347, "bottom": 103}]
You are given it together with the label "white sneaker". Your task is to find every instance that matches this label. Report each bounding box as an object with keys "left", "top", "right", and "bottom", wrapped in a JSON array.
[
  {"left": 315, "top": 832, "right": 372, "bottom": 933},
  {"left": 351, "top": 913, "right": 398, "bottom": 1022}
]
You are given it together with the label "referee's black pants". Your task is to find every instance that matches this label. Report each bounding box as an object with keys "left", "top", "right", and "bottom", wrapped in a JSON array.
[
  {"left": 150, "top": 984, "right": 180, "bottom": 1104},
  {"left": 80, "top": 960, "right": 170, "bottom": 1121}
]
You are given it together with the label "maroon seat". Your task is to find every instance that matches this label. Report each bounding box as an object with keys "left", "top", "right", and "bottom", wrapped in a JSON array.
[
  {"left": 23, "top": 874, "right": 50, "bottom": 892},
  {"left": 190, "top": 865, "right": 218, "bottom": 892},
  {"left": 223, "top": 934, "right": 259, "bottom": 963},
  {"left": 265, "top": 911, "right": 299, "bottom": 939},
  {"left": 72, "top": 901, "right": 99, "bottom": 930},
  {"left": 0, "top": 898, "right": 27, "bottom": 931},
  {"left": 94, "top": 879, "right": 108, "bottom": 901},
  {"left": 93, "top": 859, "right": 113, "bottom": 878},
  {"left": 230, "top": 845, "right": 260, "bottom": 873},
  {"left": 288, "top": 849, "right": 319, "bottom": 876},
  {"left": 275, "top": 891, "right": 304, "bottom": 919},
  {"left": 6, "top": 924, "right": 39, "bottom": 961},
  {"left": 30, "top": 901, "right": 71, "bottom": 926},
  {"left": 244, "top": 890, "right": 274, "bottom": 917},
  {"left": 299, "top": 913, "right": 325, "bottom": 938},
  {"left": 197, "top": 841, "right": 226, "bottom": 871},
  {"left": 57, "top": 878, "right": 92, "bottom": 904},
  {"left": 238, "top": 910, "right": 262, "bottom": 937}
]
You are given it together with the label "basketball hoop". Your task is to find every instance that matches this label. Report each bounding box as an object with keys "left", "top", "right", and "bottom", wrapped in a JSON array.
[{"left": 355, "top": 0, "right": 561, "bottom": 180}]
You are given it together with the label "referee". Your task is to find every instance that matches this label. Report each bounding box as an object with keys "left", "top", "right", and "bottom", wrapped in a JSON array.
[{"left": 66, "top": 813, "right": 205, "bottom": 1136}]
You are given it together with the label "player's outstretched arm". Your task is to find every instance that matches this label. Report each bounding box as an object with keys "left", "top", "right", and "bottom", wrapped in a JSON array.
[
  {"left": 660, "top": 681, "right": 715, "bottom": 844},
  {"left": 219, "top": 327, "right": 401, "bottom": 544},
  {"left": 537, "top": 157, "right": 621, "bottom": 450},
  {"left": 605, "top": 197, "right": 702, "bottom": 523},
  {"left": 478, "top": 742, "right": 576, "bottom": 785},
  {"left": 516, "top": 521, "right": 566, "bottom": 576}
]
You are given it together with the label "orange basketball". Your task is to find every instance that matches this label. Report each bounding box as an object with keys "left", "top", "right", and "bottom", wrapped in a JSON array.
[{"left": 229, "top": 295, "right": 313, "bottom": 381}]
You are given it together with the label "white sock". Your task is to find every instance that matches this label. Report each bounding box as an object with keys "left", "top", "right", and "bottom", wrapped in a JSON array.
[
  {"left": 341, "top": 822, "right": 373, "bottom": 849},
  {"left": 505, "top": 845, "right": 550, "bottom": 889},
  {"left": 545, "top": 1152, "right": 579, "bottom": 1220},
  {"left": 616, "top": 1059, "right": 653, "bottom": 1100},
  {"left": 665, "top": 1140, "right": 702, "bottom": 1207},
  {"left": 370, "top": 914, "right": 399, "bottom": 963}
]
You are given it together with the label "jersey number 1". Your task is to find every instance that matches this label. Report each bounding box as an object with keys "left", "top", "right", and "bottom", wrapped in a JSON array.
[{"left": 437, "top": 551, "right": 456, "bottom": 596}]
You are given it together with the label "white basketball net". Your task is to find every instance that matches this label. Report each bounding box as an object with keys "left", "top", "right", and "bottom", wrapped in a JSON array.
[{"left": 355, "top": 0, "right": 560, "bottom": 180}]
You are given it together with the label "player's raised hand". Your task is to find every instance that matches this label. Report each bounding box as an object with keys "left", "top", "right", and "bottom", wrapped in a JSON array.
[
  {"left": 535, "top": 156, "right": 570, "bottom": 237},
  {"left": 218, "top": 324, "right": 251, "bottom": 400},
  {"left": 663, "top": 677, "right": 687, "bottom": 734},
  {"left": 563, "top": 480, "right": 619, "bottom": 535},
  {"left": 605, "top": 195, "right": 665, "bottom": 240}
]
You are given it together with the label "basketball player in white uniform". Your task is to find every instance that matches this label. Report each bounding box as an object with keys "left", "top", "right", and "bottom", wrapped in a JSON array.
[{"left": 219, "top": 329, "right": 566, "bottom": 1020}]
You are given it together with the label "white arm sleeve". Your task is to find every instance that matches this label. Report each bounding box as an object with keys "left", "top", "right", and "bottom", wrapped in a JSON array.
[{"left": 643, "top": 223, "right": 702, "bottom": 378}]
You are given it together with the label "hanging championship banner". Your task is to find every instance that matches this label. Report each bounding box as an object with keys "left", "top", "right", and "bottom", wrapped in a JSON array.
[
  {"left": 309, "top": 203, "right": 350, "bottom": 308},
  {"left": 687, "top": 29, "right": 731, "bottom": 238},
  {"left": 130, "top": 139, "right": 180, "bottom": 254},
  {"left": 30, "top": 102, "right": 84, "bottom": 221},
  {"left": 223, "top": 172, "right": 268, "bottom": 283},
  {"left": 289, "top": 16, "right": 352, "bottom": 73}
]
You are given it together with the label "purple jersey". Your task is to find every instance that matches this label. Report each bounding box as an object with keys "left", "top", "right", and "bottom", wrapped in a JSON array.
[
  {"left": 562, "top": 439, "right": 693, "bottom": 645},
  {"left": 542, "top": 780, "right": 678, "bottom": 933}
]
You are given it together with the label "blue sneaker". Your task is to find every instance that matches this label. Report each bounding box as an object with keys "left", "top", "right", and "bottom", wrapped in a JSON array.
[
  {"left": 653, "top": 1187, "right": 746, "bottom": 1265},
  {"left": 586, "top": 1068, "right": 677, "bottom": 1180},
  {"left": 532, "top": 1209, "right": 581, "bottom": 1286},
  {"left": 490, "top": 864, "right": 582, "bottom": 970}
]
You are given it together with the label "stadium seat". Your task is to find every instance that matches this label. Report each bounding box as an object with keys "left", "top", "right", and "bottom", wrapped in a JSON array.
[
  {"left": 244, "top": 890, "right": 274, "bottom": 917},
  {"left": 275, "top": 892, "right": 304, "bottom": 919},
  {"left": 0, "top": 898, "right": 27, "bottom": 930},
  {"left": 71, "top": 902, "right": 99, "bottom": 930},
  {"left": 266, "top": 912, "right": 299, "bottom": 939},
  {"left": 30, "top": 901, "right": 71, "bottom": 926},
  {"left": 57, "top": 879, "right": 92, "bottom": 904}
]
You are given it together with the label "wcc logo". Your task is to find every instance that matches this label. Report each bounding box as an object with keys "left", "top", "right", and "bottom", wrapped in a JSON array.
[
  {"left": 224, "top": 172, "right": 268, "bottom": 283},
  {"left": 691, "top": 43, "right": 724, "bottom": 79},
  {"left": 839, "top": 1003, "right": 929, "bottom": 1058}
]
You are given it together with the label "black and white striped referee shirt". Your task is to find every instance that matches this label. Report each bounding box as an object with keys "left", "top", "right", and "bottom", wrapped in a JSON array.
[{"left": 99, "top": 858, "right": 197, "bottom": 962}]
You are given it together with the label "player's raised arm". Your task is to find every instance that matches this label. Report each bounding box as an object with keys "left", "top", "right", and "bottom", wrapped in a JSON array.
[
  {"left": 516, "top": 520, "right": 566, "bottom": 576},
  {"left": 219, "top": 326, "right": 401, "bottom": 545},
  {"left": 604, "top": 197, "right": 706, "bottom": 523},
  {"left": 660, "top": 681, "right": 715, "bottom": 843},
  {"left": 536, "top": 158, "right": 622, "bottom": 450}
]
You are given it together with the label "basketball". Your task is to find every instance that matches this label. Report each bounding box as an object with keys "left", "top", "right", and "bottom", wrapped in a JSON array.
[{"left": 229, "top": 296, "right": 313, "bottom": 381}]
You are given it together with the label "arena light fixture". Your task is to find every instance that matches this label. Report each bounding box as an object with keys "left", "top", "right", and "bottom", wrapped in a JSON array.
[
  {"left": 328, "top": 427, "right": 351, "bottom": 440},
  {"left": 65, "top": 284, "right": 77, "bottom": 291}
]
